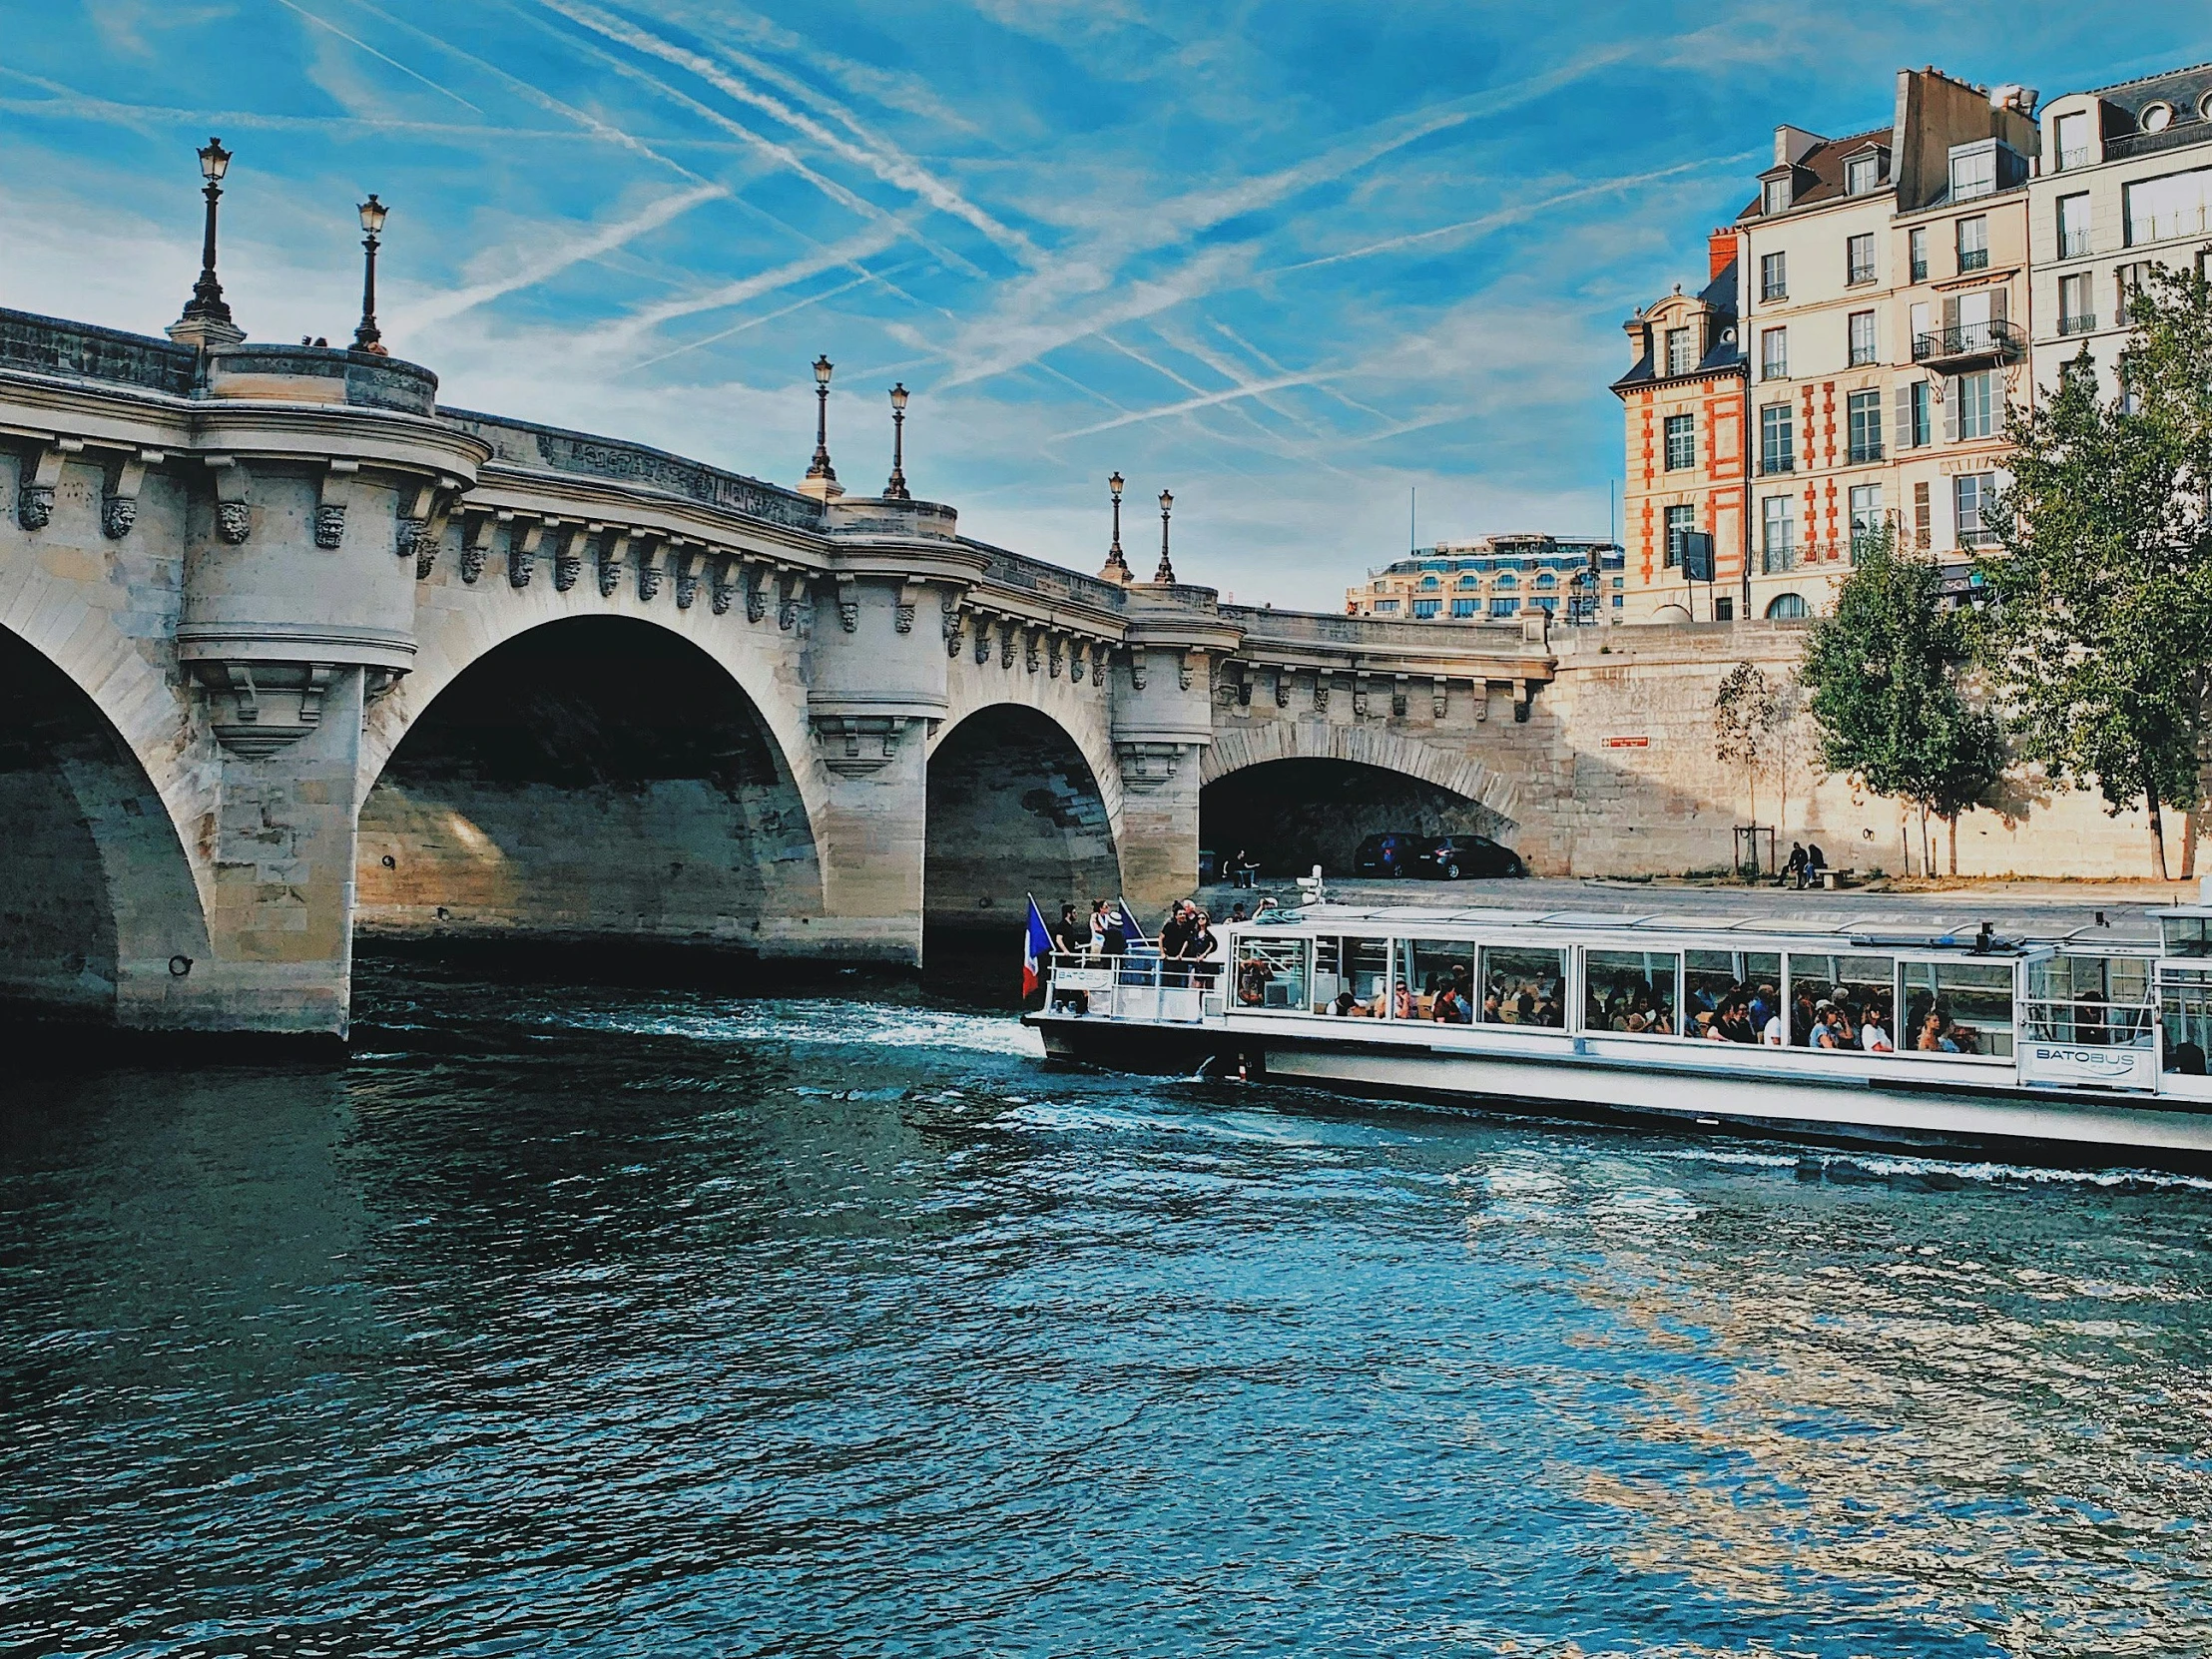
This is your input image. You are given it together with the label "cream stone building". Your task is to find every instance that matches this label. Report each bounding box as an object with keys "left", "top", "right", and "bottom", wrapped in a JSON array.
[
  {"left": 1345, "top": 534, "right": 1620, "bottom": 624},
  {"left": 2028, "top": 64, "right": 2212, "bottom": 400},
  {"left": 1731, "top": 67, "right": 2037, "bottom": 616}
]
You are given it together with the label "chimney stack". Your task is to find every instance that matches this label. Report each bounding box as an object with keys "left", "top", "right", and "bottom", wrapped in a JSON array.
[{"left": 1708, "top": 228, "right": 1737, "bottom": 281}]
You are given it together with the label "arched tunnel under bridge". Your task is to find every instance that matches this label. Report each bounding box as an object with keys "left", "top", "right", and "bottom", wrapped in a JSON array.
[
  {"left": 924, "top": 705, "right": 1121, "bottom": 957},
  {"left": 1200, "top": 759, "right": 1510, "bottom": 880},
  {"left": 356, "top": 617, "right": 825, "bottom": 962}
]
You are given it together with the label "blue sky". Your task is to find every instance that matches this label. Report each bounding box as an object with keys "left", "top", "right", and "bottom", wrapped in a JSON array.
[{"left": 3, "top": 3, "right": 2208, "bottom": 608}]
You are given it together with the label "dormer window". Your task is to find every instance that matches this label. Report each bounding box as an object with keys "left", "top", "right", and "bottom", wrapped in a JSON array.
[
  {"left": 1665, "top": 326, "right": 1695, "bottom": 376},
  {"left": 1763, "top": 176, "right": 1792, "bottom": 215},
  {"left": 1846, "top": 154, "right": 1882, "bottom": 196},
  {"left": 1951, "top": 142, "right": 1997, "bottom": 202},
  {"left": 2142, "top": 102, "right": 2175, "bottom": 135}
]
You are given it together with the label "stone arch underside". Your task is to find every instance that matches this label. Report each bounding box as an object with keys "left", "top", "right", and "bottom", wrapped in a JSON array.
[
  {"left": 924, "top": 703, "right": 1122, "bottom": 936},
  {"left": 355, "top": 616, "right": 826, "bottom": 955},
  {"left": 0, "top": 626, "right": 211, "bottom": 1025},
  {"left": 1202, "top": 724, "right": 1521, "bottom": 823}
]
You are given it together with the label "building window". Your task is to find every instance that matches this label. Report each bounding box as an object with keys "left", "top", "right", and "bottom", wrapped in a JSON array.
[
  {"left": 1954, "top": 472, "right": 1997, "bottom": 548},
  {"left": 1909, "top": 227, "right": 1929, "bottom": 282},
  {"left": 1761, "top": 251, "right": 1787, "bottom": 301},
  {"left": 2054, "top": 110, "right": 2090, "bottom": 172},
  {"left": 2059, "top": 272, "right": 2096, "bottom": 335},
  {"left": 1847, "top": 233, "right": 1876, "bottom": 284},
  {"left": 1761, "top": 496, "right": 1796, "bottom": 573},
  {"left": 1957, "top": 216, "right": 1989, "bottom": 273},
  {"left": 1418, "top": 575, "right": 1439, "bottom": 589},
  {"left": 1950, "top": 145, "right": 1996, "bottom": 203},
  {"left": 1915, "top": 481, "right": 1933, "bottom": 549},
  {"left": 2057, "top": 193, "right": 2091, "bottom": 260},
  {"left": 1761, "top": 326, "right": 1788, "bottom": 380},
  {"left": 1665, "top": 326, "right": 1695, "bottom": 376},
  {"left": 1766, "top": 593, "right": 1808, "bottom": 620},
  {"left": 1764, "top": 178, "right": 1791, "bottom": 216},
  {"left": 1898, "top": 378, "right": 1933, "bottom": 450},
  {"left": 2142, "top": 101, "right": 2175, "bottom": 135},
  {"left": 1412, "top": 598, "right": 1440, "bottom": 618},
  {"left": 1955, "top": 369, "right": 1996, "bottom": 441},
  {"left": 1760, "top": 403, "right": 1794, "bottom": 475},
  {"left": 1664, "top": 504, "right": 1694, "bottom": 568},
  {"left": 1848, "top": 309, "right": 1878, "bottom": 366},
  {"left": 1846, "top": 155, "right": 1881, "bottom": 197},
  {"left": 1664, "top": 413, "right": 1695, "bottom": 470},
  {"left": 1450, "top": 598, "right": 1476, "bottom": 617},
  {"left": 1714, "top": 597, "right": 1735, "bottom": 621},
  {"left": 1488, "top": 598, "right": 1517, "bottom": 618},
  {"left": 1374, "top": 599, "right": 1398, "bottom": 612},
  {"left": 1847, "top": 388, "right": 1883, "bottom": 463},
  {"left": 1849, "top": 483, "right": 1884, "bottom": 559},
  {"left": 1457, "top": 574, "right": 1479, "bottom": 589},
  {"left": 2124, "top": 168, "right": 2212, "bottom": 247}
]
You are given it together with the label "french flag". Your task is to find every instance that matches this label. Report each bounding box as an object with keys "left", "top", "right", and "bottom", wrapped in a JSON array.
[{"left": 1022, "top": 893, "right": 1054, "bottom": 998}]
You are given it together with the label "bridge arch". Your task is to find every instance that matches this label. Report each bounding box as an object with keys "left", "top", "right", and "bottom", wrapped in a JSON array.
[
  {"left": 923, "top": 697, "right": 1124, "bottom": 941},
  {"left": 1200, "top": 725, "right": 1522, "bottom": 881},
  {"left": 0, "top": 623, "right": 212, "bottom": 1026},
  {"left": 355, "top": 613, "right": 826, "bottom": 955}
]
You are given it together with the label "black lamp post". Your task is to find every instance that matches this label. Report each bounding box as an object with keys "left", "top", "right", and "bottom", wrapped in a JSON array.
[
  {"left": 353, "top": 194, "right": 388, "bottom": 354},
  {"left": 884, "top": 382, "right": 910, "bottom": 499},
  {"left": 180, "top": 137, "right": 236, "bottom": 330},
  {"left": 1154, "top": 488, "right": 1176, "bottom": 584},
  {"left": 1099, "top": 472, "right": 1131, "bottom": 582},
  {"left": 806, "top": 354, "right": 836, "bottom": 484}
]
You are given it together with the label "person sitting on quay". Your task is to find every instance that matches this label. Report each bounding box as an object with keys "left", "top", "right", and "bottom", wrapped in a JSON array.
[{"left": 1783, "top": 842, "right": 1808, "bottom": 889}]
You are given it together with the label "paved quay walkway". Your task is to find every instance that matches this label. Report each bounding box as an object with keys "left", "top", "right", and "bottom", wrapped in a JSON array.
[{"left": 1192, "top": 875, "right": 2200, "bottom": 945}]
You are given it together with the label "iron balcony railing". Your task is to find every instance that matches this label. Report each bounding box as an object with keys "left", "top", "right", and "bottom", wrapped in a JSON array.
[
  {"left": 1912, "top": 317, "right": 2023, "bottom": 365},
  {"left": 1958, "top": 247, "right": 1990, "bottom": 273},
  {"left": 2059, "top": 230, "right": 2092, "bottom": 258},
  {"left": 2058, "top": 311, "right": 2098, "bottom": 336}
]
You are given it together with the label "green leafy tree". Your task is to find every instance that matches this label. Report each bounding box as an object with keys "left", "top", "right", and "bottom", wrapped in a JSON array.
[
  {"left": 1713, "top": 662, "right": 1782, "bottom": 868},
  {"left": 1979, "top": 318, "right": 2212, "bottom": 880},
  {"left": 1801, "top": 527, "right": 2000, "bottom": 875}
]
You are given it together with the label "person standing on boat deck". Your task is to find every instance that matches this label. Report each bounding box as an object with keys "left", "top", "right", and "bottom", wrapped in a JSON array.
[
  {"left": 1088, "top": 899, "right": 1110, "bottom": 954},
  {"left": 1054, "top": 905, "right": 1084, "bottom": 957},
  {"left": 1185, "top": 913, "right": 1221, "bottom": 985},
  {"left": 1100, "top": 905, "right": 1127, "bottom": 958}
]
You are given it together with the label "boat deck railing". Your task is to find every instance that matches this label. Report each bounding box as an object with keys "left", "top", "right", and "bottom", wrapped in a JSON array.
[{"left": 1044, "top": 951, "right": 1224, "bottom": 1024}]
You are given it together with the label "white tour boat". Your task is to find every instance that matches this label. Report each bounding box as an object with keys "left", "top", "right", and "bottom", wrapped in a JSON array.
[{"left": 1027, "top": 883, "right": 2212, "bottom": 1169}]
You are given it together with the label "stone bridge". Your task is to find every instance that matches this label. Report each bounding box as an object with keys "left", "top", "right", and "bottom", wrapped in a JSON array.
[{"left": 0, "top": 305, "right": 1563, "bottom": 1040}]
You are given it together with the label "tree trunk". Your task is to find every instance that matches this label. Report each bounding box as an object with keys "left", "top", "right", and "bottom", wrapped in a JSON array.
[
  {"left": 2185, "top": 806, "right": 2200, "bottom": 882},
  {"left": 1900, "top": 808, "right": 1915, "bottom": 878},
  {"left": 2150, "top": 789, "right": 2172, "bottom": 882},
  {"left": 1947, "top": 813, "right": 1959, "bottom": 877},
  {"left": 1921, "top": 806, "right": 1933, "bottom": 880}
]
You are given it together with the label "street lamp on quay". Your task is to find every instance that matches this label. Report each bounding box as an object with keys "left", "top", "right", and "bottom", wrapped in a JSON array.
[
  {"left": 1100, "top": 471, "right": 1132, "bottom": 583},
  {"left": 171, "top": 137, "right": 243, "bottom": 346},
  {"left": 352, "top": 194, "right": 388, "bottom": 355},
  {"left": 884, "top": 382, "right": 910, "bottom": 500},
  {"left": 1154, "top": 487, "right": 1176, "bottom": 585},
  {"left": 806, "top": 354, "right": 837, "bottom": 485}
]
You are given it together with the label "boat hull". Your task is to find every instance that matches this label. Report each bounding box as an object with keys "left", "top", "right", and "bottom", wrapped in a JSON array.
[{"left": 1028, "top": 1011, "right": 2212, "bottom": 1172}]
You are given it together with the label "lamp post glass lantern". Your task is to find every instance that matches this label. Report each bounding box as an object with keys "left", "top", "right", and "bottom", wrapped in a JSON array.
[
  {"left": 1155, "top": 488, "right": 1176, "bottom": 584},
  {"left": 353, "top": 193, "right": 388, "bottom": 354},
  {"left": 807, "top": 354, "right": 836, "bottom": 482},
  {"left": 885, "top": 382, "right": 910, "bottom": 499},
  {"left": 182, "top": 137, "right": 235, "bottom": 326}
]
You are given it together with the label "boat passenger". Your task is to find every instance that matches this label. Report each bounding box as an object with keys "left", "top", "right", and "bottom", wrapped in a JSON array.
[
  {"left": 1792, "top": 989, "right": 1818, "bottom": 1046},
  {"left": 1861, "top": 1006, "right": 1895, "bottom": 1053},
  {"left": 1089, "top": 898, "right": 1110, "bottom": 954},
  {"left": 1185, "top": 915, "right": 1221, "bottom": 986},
  {"left": 1916, "top": 1011, "right": 1948, "bottom": 1052},
  {"left": 1481, "top": 992, "right": 1502, "bottom": 1023},
  {"left": 1812, "top": 1002, "right": 1847, "bottom": 1050},
  {"left": 1333, "top": 990, "right": 1359, "bottom": 1016},
  {"left": 1761, "top": 1007, "right": 1785, "bottom": 1045},
  {"left": 1392, "top": 980, "right": 1413, "bottom": 1019},
  {"left": 1431, "top": 983, "right": 1469, "bottom": 1023}
]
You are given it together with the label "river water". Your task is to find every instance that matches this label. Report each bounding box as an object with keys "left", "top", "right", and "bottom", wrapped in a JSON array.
[{"left": 7, "top": 955, "right": 2212, "bottom": 1657}]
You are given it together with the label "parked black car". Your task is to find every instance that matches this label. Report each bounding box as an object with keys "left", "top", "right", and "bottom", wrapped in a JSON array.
[
  {"left": 1419, "top": 834, "right": 1527, "bottom": 879},
  {"left": 1354, "top": 832, "right": 1424, "bottom": 875}
]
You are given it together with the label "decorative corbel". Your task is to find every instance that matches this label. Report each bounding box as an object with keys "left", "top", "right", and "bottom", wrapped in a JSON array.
[
  {"left": 395, "top": 479, "right": 437, "bottom": 563},
  {"left": 1001, "top": 622, "right": 1018, "bottom": 670},
  {"left": 742, "top": 563, "right": 768, "bottom": 624},
  {"left": 811, "top": 714, "right": 914, "bottom": 777},
  {"left": 597, "top": 527, "right": 630, "bottom": 599},
  {"left": 634, "top": 532, "right": 665, "bottom": 602},
  {"left": 1313, "top": 671, "right": 1330, "bottom": 714},
  {"left": 314, "top": 460, "right": 359, "bottom": 550},
  {"left": 546, "top": 522, "right": 582, "bottom": 592},
  {"left": 13, "top": 438, "right": 80, "bottom": 532},
  {"left": 458, "top": 510, "right": 495, "bottom": 584},
  {"left": 1047, "top": 634, "right": 1064, "bottom": 678},
  {"left": 1353, "top": 673, "right": 1370, "bottom": 718},
  {"left": 894, "top": 580, "right": 922, "bottom": 635},
  {"left": 1273, "top": 666, "right": 1291, "bottom": 708},
  {"left": 1514, "top": 678, "right": 1535, "bottom": 723},
  {"left": 1070, "top": 640, "right": 1088, "bottom": 684},
  {"left": 1432, "top": 676, "right": 1449, "bottom": 720},
  {"left": 941, "top": 593, "right": 964, "bottom": 659},
  {"left": 974, "top": 614, "right": 993, "bottom": 666},
  {"left": 1024, "top": 629, "right": 1040, "bottom": 674},
  {"left": 673, "top": 542, "right": 703, "bottom": 610},
  {"left": 1129, "top": 648, "right": 1148, "bottom": 691},
  {"left": 711, "top": 553, "right": 740, "bottom": 616},
  {"left": 1474, "top": 680, "right": 1494, "bottom": 723},
  {"left": 206, "top": 454, "right": 252, "bottom": 544},
  {"left": 1392, "top": 674, "right": 1409, "bottom": 719},
  {"left": 832, "top": 573, "right": 860, "bottom": 633},
  {"left": 509, "top": 517, "right": 545, "bottom": 589},
  {"left": 777, "top": 568, "right": 804, "bottom": 631},
  {"left": 102, "top": 448, "right": 160, "bottom": 540},
  {"left": 1179, "top": 650, "right": 1201, "bottom": 693}
]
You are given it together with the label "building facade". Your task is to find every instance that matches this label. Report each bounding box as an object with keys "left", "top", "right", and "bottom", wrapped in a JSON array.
[
  {"left": 1346, "top": 534, "right": 1621, "bottom": 624},
  {"left": 1611, "top": 230, "right": 1749, "bottom": 623},
  {"left": 1730, "top": 67, "right": 2039, "bottom": 619},
  {"left": 2028, "top": 64, "right": 2212, "bottom": 399}
]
